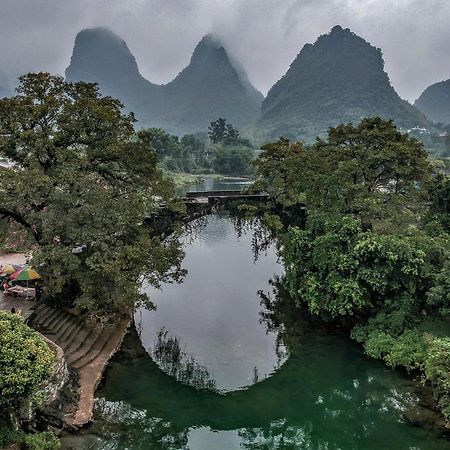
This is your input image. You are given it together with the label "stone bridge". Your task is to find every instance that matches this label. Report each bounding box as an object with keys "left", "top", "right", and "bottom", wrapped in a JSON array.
[{"left": 146, "top": 190, "right": 271, "bottom": 238}]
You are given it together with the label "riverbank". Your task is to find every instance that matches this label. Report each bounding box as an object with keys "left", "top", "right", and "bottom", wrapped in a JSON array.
[
  {"left": 0, "top": 251, "right": 133, "bottom": 432},
  {"left": 166, "top": 172, "right": 224, "bottom": 188},
  {"left": 167, "top": 172, "right": 252, "bottom": 189},
  {"left": 29, "top": 305, "right": 131, "bottom": 428}
]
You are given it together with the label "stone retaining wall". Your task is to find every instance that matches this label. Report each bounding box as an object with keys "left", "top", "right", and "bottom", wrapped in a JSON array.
[{"left": 40, "top": 335, "right": 69, "bottom": 405}]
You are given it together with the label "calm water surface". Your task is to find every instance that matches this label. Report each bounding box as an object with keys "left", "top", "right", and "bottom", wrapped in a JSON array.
[
  {"left": 177, "top": 176, "right": 251, "bottom": 196},
  {"left": 62, "top": 213, "right": 450, "bottom": 450}
]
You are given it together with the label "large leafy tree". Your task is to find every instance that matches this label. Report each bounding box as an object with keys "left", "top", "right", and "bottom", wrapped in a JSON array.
[
  {"left": 252, "top": 118, "right": 433, "bottom": 231},
  {"left": 250, "top": 118, "right": 450, "bottom": 421},
  {"left": 306, "top": 118, "right": 432, "bottom": 230},
  {"left": 283, "top": 215, "right": 446, "bottom": 321},
  {"left": 0, "top": 73, "right": 184, "bottom": 317},
  {"left": 251, "top": 137, "right": 306, "bottom": 207}
]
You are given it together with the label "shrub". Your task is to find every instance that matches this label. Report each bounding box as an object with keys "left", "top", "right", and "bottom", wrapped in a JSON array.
[
  {"left": 0, "top": 311, "right": 54, "bottom": 413},
  {"left": 23, "top": 432, "right": 60, "bottom": 450}
]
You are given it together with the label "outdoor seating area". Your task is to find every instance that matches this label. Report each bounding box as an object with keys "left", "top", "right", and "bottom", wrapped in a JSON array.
[
  {"left": 1, "top": 263, "right": 41, "bottom": 300},
  {"left": 5, "top": 285, "right": 36, "bottom": 298}
]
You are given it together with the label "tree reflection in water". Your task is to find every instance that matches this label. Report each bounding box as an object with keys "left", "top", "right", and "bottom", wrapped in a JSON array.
[
  {"left": 93, "top": 399, "right": 189, "bottom": 449},
  {"left": 152, "top": 328, "right": 216, "bottom": 391},
  {"left": 238, "top": 419, "right": 315, "bottom": 449}
]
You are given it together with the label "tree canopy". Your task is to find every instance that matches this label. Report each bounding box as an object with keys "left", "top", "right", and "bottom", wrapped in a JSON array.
[
  {"left": 253, "top": 118, "right": 432, "bottom": 231},
  {"left": 0, "top": 73, "right": 185, "bottom": 317}
]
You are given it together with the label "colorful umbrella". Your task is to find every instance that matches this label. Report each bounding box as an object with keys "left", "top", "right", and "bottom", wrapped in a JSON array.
[
  {"left": 10, "top": 268, "right": 41, "bottom": 281},
  {"left": 1, "top": 264, "right": 21, "bottom": 275}
]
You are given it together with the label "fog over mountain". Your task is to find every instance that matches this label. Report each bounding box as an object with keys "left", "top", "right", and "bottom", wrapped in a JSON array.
[
  {"left": 66, "top": 28, "right": 262, "bottom": 134},
  {"left": 1, "top": 0, "right": 450, "bottom": 103}
]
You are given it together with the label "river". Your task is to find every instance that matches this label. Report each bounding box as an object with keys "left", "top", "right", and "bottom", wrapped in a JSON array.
[
  {"left": 176, "top": 176, "right": 252, "bottom": 196},
  {"left": 61, "top": 179, "right": 449, "bottom": 450}
]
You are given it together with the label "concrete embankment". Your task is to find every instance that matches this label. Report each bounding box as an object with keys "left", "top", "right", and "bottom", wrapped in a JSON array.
[{"left": 30, "top": 305, "right": 130, "bottom": 428}]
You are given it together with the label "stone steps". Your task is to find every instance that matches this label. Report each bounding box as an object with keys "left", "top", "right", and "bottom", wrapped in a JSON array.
[{"left": 29, "top": 304, "right": 130, "bottom": 428}]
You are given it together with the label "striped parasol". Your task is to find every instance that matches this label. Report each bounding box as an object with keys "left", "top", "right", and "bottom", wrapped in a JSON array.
[{"left": 10, "top": 268, "right": 41, "bottom": 281}]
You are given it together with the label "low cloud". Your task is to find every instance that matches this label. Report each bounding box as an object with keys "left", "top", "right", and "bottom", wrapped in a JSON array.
[{"left": 0, "top": 0, "right": 449, "bottom": 101}]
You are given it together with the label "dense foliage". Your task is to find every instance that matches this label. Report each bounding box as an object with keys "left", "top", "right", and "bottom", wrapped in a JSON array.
[
  {"left": 251, "top": 117, "right": 450, "bottom": 421},
  {"left": 284, "top": 216, "right": 445, "bottom": 320},
  {"left": 23, "top": 431, "right": 60, "bottom": 450},
  {"left": 0, "top": 73, "right": 185, "bottom": 317},
  {"left": 0, "top": 311, "right": 54, "bottom": 416},
  {"left": 140, "top": 119, "right": 255, "bottom": 176}
]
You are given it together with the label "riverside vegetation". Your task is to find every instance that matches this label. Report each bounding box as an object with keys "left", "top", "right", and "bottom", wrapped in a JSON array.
[
  {"left": 140, "top": 117, "right": 255, "bottom": 176},
  {"left": 0, "top": 74, "right": 187, "bottom": 447},
  {"left": 246, "top": 117, "right": 450, "bottom": 424},
  {"left": 0, "top": 73, "right": 449, "bottom": 447}
]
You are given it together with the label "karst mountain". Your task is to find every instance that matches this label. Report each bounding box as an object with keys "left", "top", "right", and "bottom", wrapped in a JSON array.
[
  {"left": 65, "top": 28, "right": 263, "bottom": 135},
  {"left": 415, "top": 79, "right": 450, "bottom": 125},
  {"left": 253, "top": 25, "right": 428, "bottom": 142}
]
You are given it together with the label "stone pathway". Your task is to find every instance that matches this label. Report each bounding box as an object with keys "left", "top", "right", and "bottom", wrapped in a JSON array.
[
  {"left": 30, "top": 304, "right": 130, "bottom": 428},
  {"left": 0, "top": 292, "right": 35, "bottom": 319},
  {"left": 0, "top": 253, "right": 27, "bottom": 266}
]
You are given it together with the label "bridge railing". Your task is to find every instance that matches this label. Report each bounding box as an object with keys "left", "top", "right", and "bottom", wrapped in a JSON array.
[{"left": 185, "top": 190, "right": 267, "bottom": 198}]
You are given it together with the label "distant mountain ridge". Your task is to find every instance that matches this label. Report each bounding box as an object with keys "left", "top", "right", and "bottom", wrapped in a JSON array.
[
  {"left": 253, "top": 25, "right": 428, "bottom": 142},
  {"left": 415, "top": 79, "right": 450, "bottom": 125},
  {"left": 66, "top": 28, "right": 263, "bottom": 135}
]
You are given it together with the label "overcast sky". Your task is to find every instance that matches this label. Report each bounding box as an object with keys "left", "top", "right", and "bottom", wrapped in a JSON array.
[{"left": 1, "top": 0, "right": 449, "bottom": 101}]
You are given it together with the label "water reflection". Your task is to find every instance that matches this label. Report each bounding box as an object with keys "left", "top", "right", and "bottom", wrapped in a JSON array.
[
  {"left": 136, "top": 213, "right": 287, "bottom": 392},
  {"left": 152, "top": 328, "right": 216, "bottom": 391}
]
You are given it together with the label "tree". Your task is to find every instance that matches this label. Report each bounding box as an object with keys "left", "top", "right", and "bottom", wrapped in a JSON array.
[
  {"left": 208, "top": 118, "right": 228, "bottom": 143},
  {"left": 251, "top": 137, "right": 306, "bottom": 207},
  {"left": 0, "top": 312, "right": 54, "bottom": 418},
  {"left": 179, "top": 134, "right": 208, "bottom": 171},
  {"left": 252, "top": 118, "right": 433, "bottom": 231},
  {"left": 138, "top": 128, "right": 181, "bottom": 160},
  {"left": 207, "top": 118, "right": 249, "bottom": 146},
  {"left": 212, "top": 146, "right": 255, "bottom": 176},
  {"left": 283, "top": 215, "right": 444, "bottom": 321},
  {"left": 306, "top": 118, "right": 432, "bottom": 230},
  {"left": 427, "top": 174, "right": 450, "bottom": 232},
  {"left": 0, "top": 73, "right": 185, "bottom": 317},
  {"left": 249, "top": 117, "right": 450, "bottom": 422}
]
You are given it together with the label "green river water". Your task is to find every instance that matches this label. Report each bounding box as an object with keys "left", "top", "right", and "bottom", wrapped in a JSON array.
[{"left": 61, "top": 182, "right": 450, "bottom": 450}]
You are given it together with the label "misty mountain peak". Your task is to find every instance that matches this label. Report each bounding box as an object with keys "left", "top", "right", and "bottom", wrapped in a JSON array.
[
  {"left": 415, "top": 79, "right": 450, "bottom": 124},
  {"left": 330, "top": 24, "right": 345, "bottom": 34},
  {"left": 66, "top": 27, "right": 141, "bottom": 84},
  {"left": 65, "top": 28, "right": 262, "bottom": 134},
  {"left": 188, "top": 34, "right": 229, "bottom": 68},
  {"left": 258, "top": 25, "right": 427, "bottom": 142},
  {"left": 197, "top": 33, "right": 223, "bottom": 49}
]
